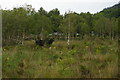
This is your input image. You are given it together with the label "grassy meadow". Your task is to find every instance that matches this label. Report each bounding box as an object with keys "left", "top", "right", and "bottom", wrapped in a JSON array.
[{"left": 2, "top": 37, "right": 118, "bottom": 78}]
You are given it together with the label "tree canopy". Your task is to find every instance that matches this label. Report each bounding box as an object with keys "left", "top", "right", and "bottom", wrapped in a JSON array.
[{"left": 1, "top": 3, "right": 119, "bottom": 46}]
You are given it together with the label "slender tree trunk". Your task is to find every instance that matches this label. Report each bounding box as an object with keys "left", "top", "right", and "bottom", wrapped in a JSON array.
[
  {"left": 112, "top": 30, "right": 114, "bottom": 40},
  {"left": 16, "top": 35, "right": 19, "bottom": 44},
  {"left": 21, "top": 32, "right": 25, "bottom": 45},
  {"left": 67, "top": 13, "right": 70, "bottom": 46},
  {"left": 40, "top": 27, "right": 44, "bottom": 40},
  {"left": 67, "top": 32, "right": 70, "bottom": 46}
]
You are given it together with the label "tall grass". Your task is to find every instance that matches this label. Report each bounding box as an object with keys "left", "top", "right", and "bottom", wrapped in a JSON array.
[{"left": 2, "top": 39, "right": 118, "bottom": 78}]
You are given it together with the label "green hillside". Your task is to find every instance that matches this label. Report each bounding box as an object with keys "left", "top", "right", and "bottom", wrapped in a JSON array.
[{"left": 99, "top": 3, "right": 120, "bottom": 18}]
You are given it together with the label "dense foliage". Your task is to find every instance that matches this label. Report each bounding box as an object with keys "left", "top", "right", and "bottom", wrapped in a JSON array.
[
  {"left": 1, "top": 3, "right": 119, "bottom": 46},
  {"left": 100, "top": 3, "right": 120, "bottom": 18}
]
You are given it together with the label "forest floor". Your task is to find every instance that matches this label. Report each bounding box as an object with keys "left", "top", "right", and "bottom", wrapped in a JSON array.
[{"left": 2, "top": 38, "right": 119, "bottom": 78}]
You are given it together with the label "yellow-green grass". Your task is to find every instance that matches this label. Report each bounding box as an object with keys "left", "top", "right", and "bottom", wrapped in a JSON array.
[{"left": 2, "top": 39, "right": 118, "bottom": 78}]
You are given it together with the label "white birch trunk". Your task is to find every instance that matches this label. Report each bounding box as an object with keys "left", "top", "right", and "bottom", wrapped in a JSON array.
[{"left": 67, "top": 11, "right": 70, "bottom": 46}]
